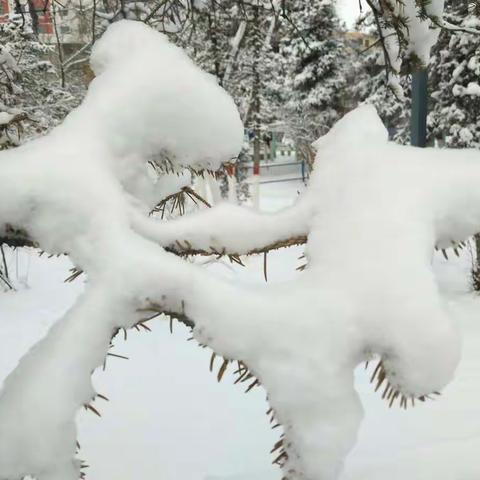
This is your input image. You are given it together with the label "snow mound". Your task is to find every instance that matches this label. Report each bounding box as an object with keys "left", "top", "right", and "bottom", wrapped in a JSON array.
[{"left": 78, "top": 20, "right": 243, "bottom": 170}]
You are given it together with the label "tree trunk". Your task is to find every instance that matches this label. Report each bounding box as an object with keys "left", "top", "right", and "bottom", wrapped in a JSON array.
[{"left": 472, "top": 234, "right": 480, "bottom": 292}]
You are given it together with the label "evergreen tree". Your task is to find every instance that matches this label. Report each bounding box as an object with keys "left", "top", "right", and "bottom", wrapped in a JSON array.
[
  {"left": 428, "top": 0, "right": 480, "bottom": 290},
  {"left": 173, "top": 1, "right": 282, "bottom": 202},
  {"left": 348, "top": 15, "right": 409, "bottom": 144},
  {"left": 277, "top": 0, "right": 349, "bottom": 153},
  {"left": 0, "top": 18, "right": 84, "bottom": 148},
  {"left": 428, "top": 1, "right": 480, "bottom": 148}
]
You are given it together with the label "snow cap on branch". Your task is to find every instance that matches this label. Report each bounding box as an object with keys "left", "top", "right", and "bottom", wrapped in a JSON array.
[
  {"left": 379, "top": 0, "right": 445, "bottom": 95},
  {"left": 84, "top": 20, "right": 243, "bottom": 170},
  {"left": 403, "top": 0, "right": 445, "bottom": 64}
]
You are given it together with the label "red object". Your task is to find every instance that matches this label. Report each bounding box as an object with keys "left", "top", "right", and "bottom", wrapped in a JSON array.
[
  {"left": 38, "top": 0, "right": 53, "bottom": 35},
  {"left": 0, "top": 0, "right": 9, "bottom": 21},
  {"left": 28, "top": 0, "right": 53, "bottom": 34},
  {"left": 38, "top": 16, "right": 53, "bottom": 34},
  {"left": 253, "top": 164, "right": 260, "bottom": 176}
]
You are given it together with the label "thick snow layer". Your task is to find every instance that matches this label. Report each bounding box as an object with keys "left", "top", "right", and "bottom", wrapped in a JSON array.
[
  {"left": 86, "top": 22, "right": 243, "bottom": 168},
  {"left": 402, "top": 0, "right": 444, "bottom": 63},
  {"left": 2, "top": 188, "right": 480, "bottom": 480},
  {"left": 1, "top": 25, "right": 480, "bottom": 479}
]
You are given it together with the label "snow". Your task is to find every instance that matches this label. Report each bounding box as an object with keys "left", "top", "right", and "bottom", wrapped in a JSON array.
[
  {"left": 0, "top": 46, "right": 19, "bottom": 73},
  {"left": 0, "top": 20, "right": 243, "bottom": 480},
  {"left": 3, "top": 184, "right": 480, "bottom": 480},
  {"left": 379, "top": 0, "right": 445, "bottom": 94},
  {"left": 453, "top": 81, "right": 480, "bottom": 96},
  {"left": 403, "top": 0, "right": 444, "bottom": 64},
  {"left": 0, "top": 112, "right": 13, "bottom": 125},
  {"left": 132, "top": 105, "right": 480, "bottom": 479},
  {"left": 3, "top": 18, "right": 480, "bottom": 480}
]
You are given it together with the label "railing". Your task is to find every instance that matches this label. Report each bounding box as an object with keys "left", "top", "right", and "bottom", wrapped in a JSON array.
[{"left": 241, "top": 157, "right": 309, "bottom": 184}]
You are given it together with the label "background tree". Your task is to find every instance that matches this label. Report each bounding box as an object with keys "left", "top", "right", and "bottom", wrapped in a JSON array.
[
  {"left": 428, "top": 0, "right": 480, "bottom": 289},
  {"left": 349, "top": 14, "right": 409, "bottom": 143},
  {"left": 0, "top": 18, "right": 84, "bottom": 150},
  {"left": 276, "top": 0, "right": 350, "bottom": 161}
]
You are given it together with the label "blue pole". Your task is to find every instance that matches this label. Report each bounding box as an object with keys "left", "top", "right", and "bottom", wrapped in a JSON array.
[{"left": 410, "top": 69, "right": 428, "bottom": 148}]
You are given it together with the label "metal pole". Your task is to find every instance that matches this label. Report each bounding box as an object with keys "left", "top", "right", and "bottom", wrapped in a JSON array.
[{"left": 410, "top": 69, "right": 428, "bottom": 148}]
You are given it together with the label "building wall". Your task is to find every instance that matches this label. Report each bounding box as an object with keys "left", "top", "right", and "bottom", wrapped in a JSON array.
[{"left": 0, "top": 0, "right": 90, "bottom": 44}]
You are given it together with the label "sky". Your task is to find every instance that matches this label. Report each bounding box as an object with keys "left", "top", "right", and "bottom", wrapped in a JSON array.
[{"left": 337, "top": 0, "right": 362, "bottom": 28}]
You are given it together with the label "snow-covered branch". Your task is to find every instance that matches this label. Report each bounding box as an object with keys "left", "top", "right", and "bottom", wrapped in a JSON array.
[
  {"left": 133, "top": 198, "right": 312, "bottom": 256},
  {"left": 0, "top": 21, "right": 244, "bottom": 480},
  {"left": 363, "top": 0, "right": 480, "bottom": 94}
]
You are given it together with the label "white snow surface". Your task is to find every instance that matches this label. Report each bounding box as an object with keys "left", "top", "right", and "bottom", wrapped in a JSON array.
[
  {"left": 2, "top": 185, "right": 480, "bottom": 480},
  {"left": 453, "top": 82, "right": 480, "bottom": 97},
  {"left": 2, "top": 20, "right": 480, "bottom": 480}
]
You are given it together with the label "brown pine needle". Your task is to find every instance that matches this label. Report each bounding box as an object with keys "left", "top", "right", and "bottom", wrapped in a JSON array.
[
  {"left": 375, "top": 369, "right": 386, "bottom": 392},
  {"left": 234, "top": 368, "right": 250, "bottom": 384},
  {"left": 85, "top": 404, "right": 102, "bottom": 417},
  {"left": 382, "top": 383, "right": 391, "bottom": 400},
  {"left": 245, "top": 378, "right": 260, "bottom": 393},
  {"left": 263, "top": 252, "right": 268, "bottom": 282},
  {"left": 370, "top": 361, "right": 382, "bottom": 383},
  {"left": 389, "top": 391, "right": 399, "bottom": 408},
  {"left": 209, "top": 352, "right": 217, "bottom": 373},
  {"left": 107, "top": 352, "right": 129, "bottom": 360},
  {"left": 270, "top": 439, "right": 284, "bottom": 454},
  {"left": 240, "top": 372, "right": 254, "bottom": 383},
  {"left": 272, "top": 451, "right": 288, "bottom": 466},
  {"left": 217, "top": 358, "right": 229, "bottom": 382},
  {"left": 138, "top": 322, "right": 151, "bottom": 332},
  {"left": 368, "top": 360, "right": 440, "bottom": 409}
]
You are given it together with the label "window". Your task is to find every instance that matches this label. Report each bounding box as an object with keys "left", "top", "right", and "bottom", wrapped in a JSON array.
[{"left": 38, "top": 20, "right": 53, "bottom": 34}]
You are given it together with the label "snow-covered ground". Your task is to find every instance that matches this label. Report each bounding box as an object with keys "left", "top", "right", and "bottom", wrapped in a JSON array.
[{"left": 1, "top": 178, "right": 480, "bottom": 480}]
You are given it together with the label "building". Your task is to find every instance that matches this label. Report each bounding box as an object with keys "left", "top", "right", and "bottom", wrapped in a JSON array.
[{"left": 0, "top": 0, "right": 91, "bottom": 44}]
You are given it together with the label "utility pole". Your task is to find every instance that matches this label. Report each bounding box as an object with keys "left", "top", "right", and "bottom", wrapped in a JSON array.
[
  {"left": 410, "top": 69, "right": 428, "bottom": 148},
  {"left": 251, "top": 1, "right": 262, "bottom": 209}
]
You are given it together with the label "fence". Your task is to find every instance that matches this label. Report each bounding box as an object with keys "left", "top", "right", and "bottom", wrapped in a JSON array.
[{"left": 242, "top": 157, "right": 309, "bottom": 184}]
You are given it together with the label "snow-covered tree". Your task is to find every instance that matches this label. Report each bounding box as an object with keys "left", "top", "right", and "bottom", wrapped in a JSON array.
[
  {"left": 348, "top": 18, "right": 410, "bottom": 143},
  {"left": 172, "top": 0, "right": 283, "bottom": 202},
  {"left": 0, "top": 18, "right": 84, "bottom": 148},
  {"left": 362, "top": 0, "right": 442, "bottom": 93},
  {"left": 428, "top": 2, "right": 480, "bottom": 148},
  {"left": 427, "top": 0, "right": 480, "bottom": 289},
  {"left": 277, "top": 0, "right": 349, "bottom": 151}
]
